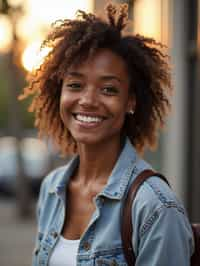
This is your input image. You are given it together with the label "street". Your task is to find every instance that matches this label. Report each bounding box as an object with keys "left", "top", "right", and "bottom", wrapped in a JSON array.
[{"left": 0, "top": 198, "right": 37, "bottom": 266}]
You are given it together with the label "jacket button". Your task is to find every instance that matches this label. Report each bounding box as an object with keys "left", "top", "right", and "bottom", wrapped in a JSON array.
[
  {"left": 83, "top": 241, "right": 91, "bottom": 251},
  {"left": 34, "top": 248, "right": 39, "bottom": 255},
  {"left": 52, "top": 232, "right": 58, "bottom": 238}
]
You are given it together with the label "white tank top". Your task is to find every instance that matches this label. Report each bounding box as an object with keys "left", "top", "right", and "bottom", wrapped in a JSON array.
[{"left": 48, "top": 235, "right": 80, "bottom": 266}]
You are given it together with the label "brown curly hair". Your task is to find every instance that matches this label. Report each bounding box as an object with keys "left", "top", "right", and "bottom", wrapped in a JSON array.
[{"left": 19, "top": 3, "right": 172, "bottom": 155}]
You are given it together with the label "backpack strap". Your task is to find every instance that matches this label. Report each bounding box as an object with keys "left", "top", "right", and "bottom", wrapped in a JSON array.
[{"left": 121, "top": 169, "right": 170, "bottom": 265}]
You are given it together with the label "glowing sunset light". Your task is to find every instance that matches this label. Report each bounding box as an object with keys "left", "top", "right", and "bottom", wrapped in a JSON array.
[
  {"left": 22, "top": 41, "right": 52, "bottom": 72},
  {"left": 16, "top": 15, "right": 44, "bottom": 43},
  {"left": 17, "top": 0, "right": 93, "bottom": 42},
  {"left": 0, "top": 15, "right": 13, "bottom": 53},
  {"left": 8, "top": 0, "right": 25, "bottom": 7},
  {"left": 26, "top": 0, "right": 93, "bottom": 24},
  {"left": 17, "top": 0, "right": 93, "bottom": 46},
  {"left": 133, "top": 0, "right": 162, "bottom": 41},
  {"left": 0, "top": 0, "right": 93, "bottom": 70},
  {"left": 19, "top": 0, "right": 93, "bottom": 72}
]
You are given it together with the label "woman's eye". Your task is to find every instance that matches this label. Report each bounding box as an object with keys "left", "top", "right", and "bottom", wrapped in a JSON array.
[
  {"left": 102, "top": 87, "right": 119, "bottom": 95},
  {"left": 66, "top": 83, "right": 82, "bottom": 90}
]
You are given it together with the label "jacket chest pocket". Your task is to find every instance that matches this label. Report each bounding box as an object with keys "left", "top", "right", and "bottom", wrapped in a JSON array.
[{"left": 95, "top": 254, "right": 127, "bottom": 266}]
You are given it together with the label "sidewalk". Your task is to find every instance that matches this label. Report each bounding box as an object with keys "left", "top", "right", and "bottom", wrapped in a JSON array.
[{"left": 0, "top": 198, "right": 37, "bottom": 266}]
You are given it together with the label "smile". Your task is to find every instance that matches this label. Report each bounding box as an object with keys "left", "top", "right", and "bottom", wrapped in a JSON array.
[
  {"left": 73, "top": 113, "right": 105, "bottom": 123},
  {"left": 73, "top": 114, "right": 105, "bottom": 124}
]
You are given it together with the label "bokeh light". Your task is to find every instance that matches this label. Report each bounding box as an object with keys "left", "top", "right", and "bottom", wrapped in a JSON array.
[
  {"left": 0, "top": 0, "right": 93, "bottom": 70},
  {"left": 0, "top": 15, "right": 13, "bottom": 53},
  {"left": 133, "top": 0, "right": 162, "bottom": 42},
  {"left": 21, "top": 41, "right": 52, "bottom": 72}
]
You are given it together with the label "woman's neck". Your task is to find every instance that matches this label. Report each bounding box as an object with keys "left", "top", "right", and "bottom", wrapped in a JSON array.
[{"left": 74, "top": 136, "right": 123, "bottom": 186}]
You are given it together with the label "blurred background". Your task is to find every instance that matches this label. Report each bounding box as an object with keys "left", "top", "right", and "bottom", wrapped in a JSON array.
[{"left": 0, "top": 0, "right": 199, "bottom": 265}]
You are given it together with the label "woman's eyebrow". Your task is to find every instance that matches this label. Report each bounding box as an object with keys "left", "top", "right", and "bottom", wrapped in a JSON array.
[
  {"left": 66, "top": 71, "right": 84, "bottom": 78},
  {"left": 100, "top": 75, "right": 123, "bottom": 84},
  {"left": 65, "top": 72, "right": 123, "bottom": 84}
]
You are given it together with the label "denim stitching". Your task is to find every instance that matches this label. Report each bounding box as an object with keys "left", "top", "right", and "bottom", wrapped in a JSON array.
[
  {"left": 77, "top": 246, "right": 124, "bottom": 260},
  {"left": 140, "top": 203, "right": 185, "bottom": 238},
  {"left": 118, "top": 161, "right": 138, "bottom": 196},
  {"left": 146, "top": 179, "right": 185, "bottom": 214},
  {"left": 140, "top": 206, "right": 164, "bottom": 237}
]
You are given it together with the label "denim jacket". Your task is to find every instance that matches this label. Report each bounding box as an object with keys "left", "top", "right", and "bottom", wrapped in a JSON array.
[{"left": 33, "top": 137, "right": 194, "bottom": 266}]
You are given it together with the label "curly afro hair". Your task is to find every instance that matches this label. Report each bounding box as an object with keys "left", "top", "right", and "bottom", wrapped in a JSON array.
[{"left": 19, "top": 3, "right": 172, "bottom": 155}]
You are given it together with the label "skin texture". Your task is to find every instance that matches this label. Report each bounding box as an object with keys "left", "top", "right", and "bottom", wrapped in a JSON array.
[{"left": 61, "top": 49, "right": 135, "bottom": 239}]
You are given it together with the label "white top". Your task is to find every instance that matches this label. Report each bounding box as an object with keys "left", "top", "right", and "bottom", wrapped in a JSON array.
[{"left": 48, "top": 235, "right": 80, "bottom": 266}]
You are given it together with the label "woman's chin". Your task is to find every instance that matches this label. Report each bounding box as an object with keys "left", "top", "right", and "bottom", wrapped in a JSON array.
[
  {"left": 72, "top": 133, "right": 106, "bottom": 147},
  {"left": 75, "top": 137, "right": 101, "bottom": 146}
]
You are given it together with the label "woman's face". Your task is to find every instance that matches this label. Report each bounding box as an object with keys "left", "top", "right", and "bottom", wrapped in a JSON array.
[{"left": 60, "top": 49, "right": 135, "bottom": 146}]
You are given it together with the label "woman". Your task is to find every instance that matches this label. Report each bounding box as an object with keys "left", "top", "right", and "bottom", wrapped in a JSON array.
[{"left": 20, "top": 3, "right": 194, "bottom": 266}]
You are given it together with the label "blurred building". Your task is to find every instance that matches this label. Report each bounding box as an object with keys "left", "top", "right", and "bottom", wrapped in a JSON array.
[{"left": 94, "top": 0, "right": 200, "bottom": 221}]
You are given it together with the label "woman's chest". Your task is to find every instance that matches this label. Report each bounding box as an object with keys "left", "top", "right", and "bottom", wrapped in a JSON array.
[
  {"left": 61, "top": 184, "right": 98, "bottom": 239},
  {"left": 34, "top": 192, "right": 128, "bottom": 266}
]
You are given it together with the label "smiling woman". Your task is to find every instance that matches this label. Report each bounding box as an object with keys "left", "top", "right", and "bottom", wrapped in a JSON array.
[
  {"left": 19, "top": 3, "right": 194, "bottom": 266},
  {"left": 60, "top": 49, "right": 133, "bottom": 147}
]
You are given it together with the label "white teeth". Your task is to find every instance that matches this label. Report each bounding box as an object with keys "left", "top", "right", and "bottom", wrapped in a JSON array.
[{"left": 76, "top": 114, "right": 103, "bottom": 123}]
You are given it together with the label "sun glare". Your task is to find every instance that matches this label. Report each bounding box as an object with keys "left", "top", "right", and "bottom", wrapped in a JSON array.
[
  {"left": 21, "top": 41, "right": 52, "bottom": 72},
  {"left": 19, "top": 0, "right": 93, "bottom": 72},
  {"left": 0, "top": 0, "right": 93, "bottom": 69},
  {"left": 27, "top": 0, "right": 93, "bottom": 24},
  {"left": 7, "top": 0, "right": 25, "bottom": 8}
]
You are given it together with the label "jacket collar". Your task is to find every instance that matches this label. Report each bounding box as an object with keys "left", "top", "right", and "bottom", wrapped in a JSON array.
[
  {"left": 49, "top": 137, "right": 139, "bottom": 200},
  {"left": 99, "top": 137, "right": 138, "bottom": 200}
]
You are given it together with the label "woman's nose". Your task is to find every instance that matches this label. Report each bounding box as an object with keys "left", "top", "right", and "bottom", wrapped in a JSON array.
[{"left": 78, "top": 88, "right": 99, "bottom": 108}]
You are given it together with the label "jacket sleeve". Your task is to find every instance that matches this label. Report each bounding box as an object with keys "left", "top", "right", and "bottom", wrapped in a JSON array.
[{"left": 134, "top": 204, "right": 194, "bottom": 266}]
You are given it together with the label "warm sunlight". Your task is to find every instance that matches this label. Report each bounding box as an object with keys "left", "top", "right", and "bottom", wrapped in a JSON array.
[
  {"left": 21, "top": 41, "right": 52, "bottom": 72},
  {"left": 26, "top": 0, "right": 93, "bottom": 25},
  {"left": 0, "top": 15, "right": 13, "bottom": 53},
  {"left": 18, "top": 0, "right": 93, "bottom": 71},
  {"left": 17, "top": 0, "right": 93, "bottom": 43},
  {"left": 133, "top": 0, "right": 162, "bottom": 42},
  {"left": 7, "top": 0, "right": 24, "bottom": 7}
]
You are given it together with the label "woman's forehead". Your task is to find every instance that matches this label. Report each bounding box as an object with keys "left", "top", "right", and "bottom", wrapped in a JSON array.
[{"left": 66, "top": 49, "right": 129, "bottom": 81}]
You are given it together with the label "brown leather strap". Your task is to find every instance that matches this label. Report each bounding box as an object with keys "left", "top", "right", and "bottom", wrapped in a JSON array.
[
  {"left": 191, "top": 224, "right": 200, "bottom": 265},
  {"left": 121, "top": 169, "right": 170, "bottom": 265}
]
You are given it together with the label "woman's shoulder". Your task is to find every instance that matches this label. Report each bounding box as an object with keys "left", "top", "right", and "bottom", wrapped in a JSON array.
[
  {"left": 132, "top": 158, "right": 185, "bottom": 213},
  {"left": 130, "top": 159, "right": 194, "bottom": 253},
  {"left": 130, "top": 159, "right": 194, "bottom": 259},
  {"left": 130, "top": 158, "right": 188, "bottom": 227}
]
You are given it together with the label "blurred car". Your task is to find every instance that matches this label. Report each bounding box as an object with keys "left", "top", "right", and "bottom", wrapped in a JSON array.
[{"left": 0, "top": 136, "right": 51, "bottom": 197}]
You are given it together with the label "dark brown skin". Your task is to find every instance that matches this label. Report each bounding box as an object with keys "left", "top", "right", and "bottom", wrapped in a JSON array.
[{"left": 60, "top": 49, "right": 135, "bottom": 239}]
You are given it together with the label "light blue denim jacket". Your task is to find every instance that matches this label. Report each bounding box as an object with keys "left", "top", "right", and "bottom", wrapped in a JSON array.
[{"left": 33, "top": 137, "right": 194, "bottom": 266}]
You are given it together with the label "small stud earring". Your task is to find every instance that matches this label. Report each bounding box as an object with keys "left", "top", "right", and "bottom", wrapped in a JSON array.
[{"left": 128, "top": 110, "right": 135, "bottom": 115}]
